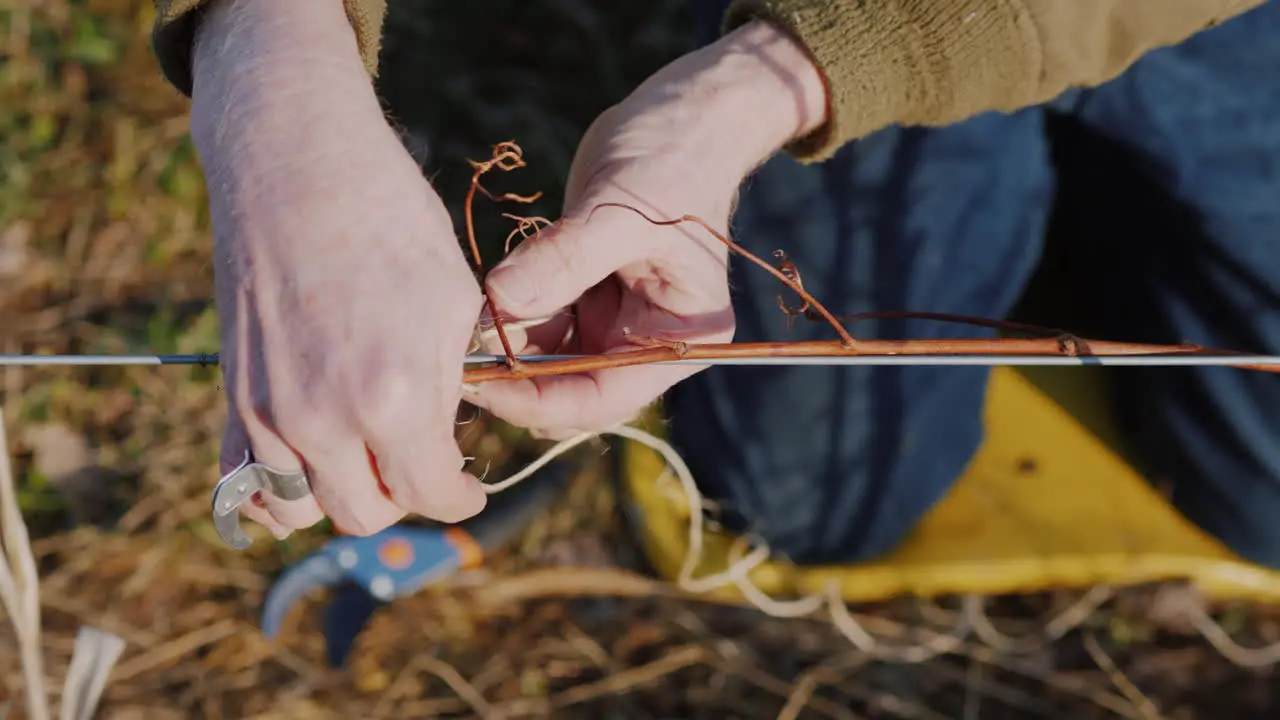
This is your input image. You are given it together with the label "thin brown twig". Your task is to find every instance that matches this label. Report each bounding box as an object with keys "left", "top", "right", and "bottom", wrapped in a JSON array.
[
  {"left": 369, "top": 655, "right": 429, "bottom": 717},
  {"left": 1082, "top": 630, "right": 1164, "bottom": 720},
  {"left": 452, "top": 180, "right": 1279, "bottom": 383},
  {"left": 777, "top": 670, "right": 826, "bottom": 720},
  {"left": 485, "top": 645, "right": 708, "bottom": 716},
  {"left": 460, "top": 336, "right": 1270, "bottom": 384},
  {"left": 709, "top": 658, "right": 865, "bottom": 720},
  {"left": 471, "top": 567, "right": 1147, "bottom": 720},
  {"left": 416, "top": 655, "right": 495, "bottom": 719},
  {"left": 546, "top": 643, "right": 706, "bottom": 709},
  {"left": 110, "top": 618, "right": 240, "bottom": 683},
  {"left": 776, "top": 655, "right": 866, "bottom": 720}
]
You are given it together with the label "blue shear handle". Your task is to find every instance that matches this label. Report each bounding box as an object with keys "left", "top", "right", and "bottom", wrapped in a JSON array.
[
  {"left": 261, "top": 526, "right": 466, "bottom": 643},
  {"left": 260, "top": 456, "right": 573, "bottom": 671},
  {"left": 260, "top": 552, "right": 348, "bottom": 640},
  {"left": 324, "top": 460, "right": 572, "bottom": 602}
]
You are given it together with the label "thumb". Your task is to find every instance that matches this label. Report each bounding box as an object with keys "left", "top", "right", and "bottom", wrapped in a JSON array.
[{"left": 485, "top": 204, "right": 648, "bottom": 319}]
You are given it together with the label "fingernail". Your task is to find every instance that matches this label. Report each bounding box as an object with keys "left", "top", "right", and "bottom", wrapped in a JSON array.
[
  {"left": 269, "top": 524, "right": 291, "bottom": 540},
  {"left": 486, "top": 265, "right": 537, "bottom": 308}
]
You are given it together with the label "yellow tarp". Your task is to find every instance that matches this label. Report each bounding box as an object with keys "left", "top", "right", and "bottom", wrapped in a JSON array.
[{"left": 620, "top": 367, "right": 1280, "bottom": 604}]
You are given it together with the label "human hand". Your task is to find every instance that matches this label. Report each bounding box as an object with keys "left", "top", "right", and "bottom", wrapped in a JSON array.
[
  {"left": 466, "top": 19, "right": 828, "bottom": 437},
  {"left": 192, "top": 0, "right": 487, "bottom": 539}
]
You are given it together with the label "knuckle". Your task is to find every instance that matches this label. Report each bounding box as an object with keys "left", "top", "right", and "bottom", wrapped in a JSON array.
[
  {"left": 382, "top": 474, "right": 435, "bottom": 515},
  {"left": 267, "top": 398, "right": 333, "bottom": 447},
  {"left": 357, "top": 368, "right": 419, "bottom": 431}
]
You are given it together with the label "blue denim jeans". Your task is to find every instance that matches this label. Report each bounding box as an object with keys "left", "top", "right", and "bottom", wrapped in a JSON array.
[{"left": 668, "top": 0, "right": 1280, "bottom": 568}]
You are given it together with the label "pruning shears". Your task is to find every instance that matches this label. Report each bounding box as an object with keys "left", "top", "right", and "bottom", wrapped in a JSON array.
[
  {"left": 256, "top": 458, "right": 570, "bottom": 668},
  {"left": 211, "top": 451, "right": 312, "bottom": 550}
]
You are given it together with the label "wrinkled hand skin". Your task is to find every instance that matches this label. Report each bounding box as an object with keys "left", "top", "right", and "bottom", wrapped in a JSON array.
[
  {"left": 191, "top": 0, "right": 487, "bottom": 539},
  {"left": 467, "top": 19, "right": 829, "bottom": 440}
]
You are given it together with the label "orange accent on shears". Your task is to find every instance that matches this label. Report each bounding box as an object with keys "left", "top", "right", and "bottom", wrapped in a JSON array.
[
  {"left": 377, "top": 536, "right": 415, "bottom": 570},
  {"left": 444, "top": 527, "right": 485, "bottom": 570}
]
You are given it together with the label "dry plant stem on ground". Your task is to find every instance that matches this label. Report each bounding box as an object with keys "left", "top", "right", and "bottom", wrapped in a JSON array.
[
  {"left": 0, "top": 407, "right": 51, "bottom": 720},
  {"left": 461, "top": 143, "right": 1280, "bottom": 385}
]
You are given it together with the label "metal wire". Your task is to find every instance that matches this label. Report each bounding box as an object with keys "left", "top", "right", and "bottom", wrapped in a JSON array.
[
  {"left": 0, "top": 354, "right": 219, "bottom": 366},
  {"left": 627, "top": 354, "right": 1280, "bottom": 367},
  {"left": 2, "top": 352, "right": 1280, "bottom": 368}
]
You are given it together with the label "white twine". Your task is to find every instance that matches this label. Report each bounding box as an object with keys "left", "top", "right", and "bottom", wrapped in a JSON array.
[{"left": 476, "top": 419, "right": 1280, "bottom": 668}]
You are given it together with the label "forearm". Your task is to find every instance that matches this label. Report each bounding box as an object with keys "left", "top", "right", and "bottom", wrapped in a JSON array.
[
  {"left": 190, "top": 0, "right": 378, "bottom": 128},
  {"left": 698, "top": 19, "right": 829, "bottom": 170},
  {"left": 621, "top": 19, "right": 829, "bottom": 187},
  {"left": 188, "top": 1, "right": 407, "bottom": 236},
  {"left": 725, "top": 0, "right": 1269, "bottom": 162},
  {"left": 151, "top": 0, "right": 388, "bottom": 97}
]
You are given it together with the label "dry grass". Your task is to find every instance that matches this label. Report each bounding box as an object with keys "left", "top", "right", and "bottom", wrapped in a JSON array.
[{"left": 1, "top": 2, "right": 1279, "bottom": 718}]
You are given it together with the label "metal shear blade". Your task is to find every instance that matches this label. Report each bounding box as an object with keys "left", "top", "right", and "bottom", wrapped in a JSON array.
[{"left": 211, "top": 450, "right": 312, "bottom": 550}]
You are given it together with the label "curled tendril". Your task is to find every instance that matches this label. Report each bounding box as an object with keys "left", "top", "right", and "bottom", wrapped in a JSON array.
[
  {"left": 502, "top": 213, "right": 553, "bottom": 253},
  {"left": 773, "top": 250, "right": 811, "bottom": 325}
]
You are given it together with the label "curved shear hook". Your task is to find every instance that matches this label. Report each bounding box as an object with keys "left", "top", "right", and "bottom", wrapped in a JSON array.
[{"left": 211, "top": 450, "right": 312, "bottom": 550}]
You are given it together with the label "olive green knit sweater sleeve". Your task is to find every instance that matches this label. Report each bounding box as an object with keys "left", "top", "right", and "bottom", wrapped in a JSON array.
[
  {"left": 725, "top": 0, "right": 1268, "bottom": 162},
  {"left": 151, "top": 0, "right": 388, "bottom": 97}
]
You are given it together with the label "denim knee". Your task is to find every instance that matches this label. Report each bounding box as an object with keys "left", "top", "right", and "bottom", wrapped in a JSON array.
[
  {"left": 667, "top": 109, "right": 1055, "bottom": 564},
  {"left": 1063, "top": 0, "right": 1280, "bottom": 568}
]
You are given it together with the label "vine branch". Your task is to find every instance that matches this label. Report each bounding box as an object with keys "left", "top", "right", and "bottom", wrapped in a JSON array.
[{"left": 461, "top": 142, "right": 1279, "bottom": 385}]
